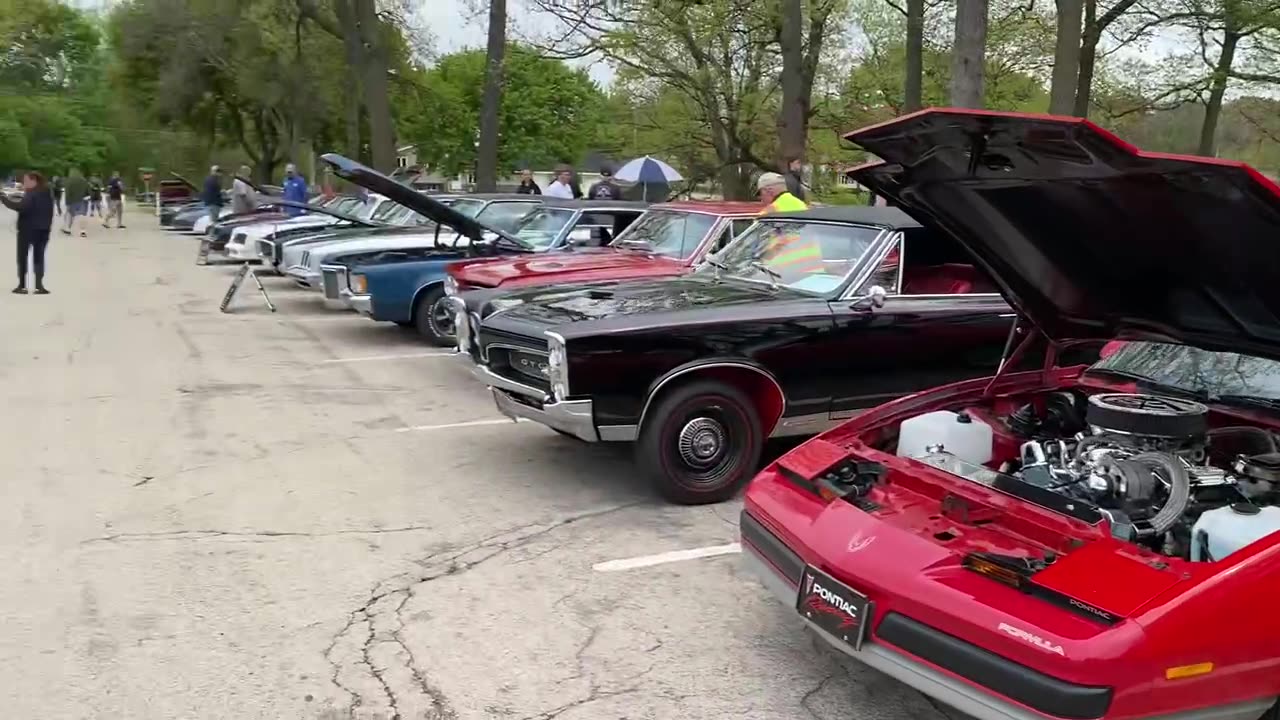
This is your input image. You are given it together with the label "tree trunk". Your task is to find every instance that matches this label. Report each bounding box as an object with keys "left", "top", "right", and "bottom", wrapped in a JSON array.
[
  {"left": 331, "top": 0, "right": 365, "bottom": 159},
  {"left": 476, "top": 0, "right": 507, "bottom": 192},
  {"left": 1073, "top": 0, "right": 1099, "bottom": 117},
  {"left": 904, "top": 0, "right": 925, "bottom": 112},
  {"left": 1049, "top": 0, "right": 1084, "bottom": 114},
  {"left": 1199, "top": 30, "right": 1240, "bottom": 157},
  {"left": 776, "top": 0, "right": 806, "bottom": 167},
  {"left": 950, "top": 0, "right": 988, "bottom": 108},
  {"left": 352, "top": 0, "right": 396, "bottom": 172},
  {"left": 718, "top": 164, "right": 752, "bottom": 201}
]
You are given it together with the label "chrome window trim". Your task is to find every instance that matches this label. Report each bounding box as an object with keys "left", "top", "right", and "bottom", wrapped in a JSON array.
[
  {"left": 839, "top": 230, "right": 902, "bottom": 301},
  {"left": 707, "top": 219, "right": 891, "bottom": 299},
  {"left": 637, "top": 361, "right": 787, "bottom": 434},
  {"left": 884, "top": 293, "right": 1007, "bottom": 301}
]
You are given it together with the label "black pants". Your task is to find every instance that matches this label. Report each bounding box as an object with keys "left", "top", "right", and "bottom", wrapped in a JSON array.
[{"left": 17, "top": 231, "right": 49, "bottom": 287}]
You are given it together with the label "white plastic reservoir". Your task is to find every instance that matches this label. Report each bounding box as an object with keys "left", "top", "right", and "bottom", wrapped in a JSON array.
[
  {"left": 897, "top": 410, "right": 994, "bottom": 466},
  {"left": 1190, "top": 504, "right": 1280, "bottom": 562}
]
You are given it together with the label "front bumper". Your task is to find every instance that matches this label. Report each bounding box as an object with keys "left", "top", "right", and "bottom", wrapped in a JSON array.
[
  {"left": 320, "top": 265, "right": 350, "bottom": 309},
  {"left": 350, "top": 294, "right": 373, "bottom": 317},
  {"left": 740, "top": 512, "right": 1272, "bottom": 720},
  {"left": 286, "top": 266, "right": 320, "bottom": 289},
  {"left": 472, "top": 364, "right": 597, "bottom": 442},
  {"left": 227, "top": 240, "right": 261, "bottom": 261}
]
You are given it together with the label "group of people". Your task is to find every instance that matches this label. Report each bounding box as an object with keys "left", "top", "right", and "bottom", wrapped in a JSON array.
[
  {"left": 201, "top": 163, "right": 309, "bottom": 224},
  {"left": 48, "top": 171, "right": 127, "bottom": 236},
  {"left": 515, "top": 166, "right": 624, "bottom": 200}
]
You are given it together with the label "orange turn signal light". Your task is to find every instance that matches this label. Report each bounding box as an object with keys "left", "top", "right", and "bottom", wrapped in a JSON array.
[
  {"left": 962, "top": 555, "right": 1025, "bottom": 589},
  {"left": 1165, "top": 662, "right": 1213, "bottom": 680}
]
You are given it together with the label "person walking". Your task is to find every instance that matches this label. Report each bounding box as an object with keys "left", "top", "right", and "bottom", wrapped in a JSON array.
[
  {"left": 587, "top": 167, "right": 622, "bottom": 199},
  {"left": 62, "top": 169, "right": 89, "bottom": 237},
  {"left": 88, "top": 177, "right": 103, "bottom": 218},
  {"left": 516, "top": 169, "right": 541, "bottom": 195},
  {"left": 0, "top": 171, "right": 54, "bottom": 294},
  {"left": 545, "top": 166, "right": 575, "bottom": 199},
  {"left": 50, "top": 175, "right": 63, "bottom": 216},
  {"left": 231, "top": 166, "right": 257, "bottom": 215},
  {"left": 104, "top": 171, "right": 126, "bottom": 228},
  {"left": 282, "top": 163, "right": 308, "bottom": 217},
  {"left": 201, "top": 165, "right": 224, "bottom": 226}
]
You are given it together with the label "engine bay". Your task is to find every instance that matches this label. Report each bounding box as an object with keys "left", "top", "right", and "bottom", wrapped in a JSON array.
[{"left": 893, "top": 389, "right": 1280, "bottom": 562}]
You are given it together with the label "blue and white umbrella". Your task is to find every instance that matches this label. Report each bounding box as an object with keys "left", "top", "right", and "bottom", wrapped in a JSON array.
[{"left": 614, "top": 156, "right": 684, "bottom": 184}]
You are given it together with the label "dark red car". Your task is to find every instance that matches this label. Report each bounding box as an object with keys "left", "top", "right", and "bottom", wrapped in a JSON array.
[
  {"left": 445, "top": 201, "right": 762, "bottom": 292},
  {"left": 743, "top": 109, "right": 1280, "bottom": 720}
]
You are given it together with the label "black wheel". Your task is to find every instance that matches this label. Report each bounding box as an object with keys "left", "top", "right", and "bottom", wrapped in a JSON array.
[
  {"left": 637, "top": 380, "right": 763, "bottom": 505},
  {"left": 413, "top": 286, "right": 455, "bottom": 346}
]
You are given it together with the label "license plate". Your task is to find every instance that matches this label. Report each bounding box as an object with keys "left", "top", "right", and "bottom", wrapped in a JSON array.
[{"left": 796, "top": 565, "right": 873, "bottom": 650}]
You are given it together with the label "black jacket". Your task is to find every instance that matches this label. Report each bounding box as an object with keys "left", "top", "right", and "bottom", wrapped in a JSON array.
[
  {"left": 1, "top": 188, "right": 54, "bottom": 234},
  {"left": 202, "top": 175, "right": 223, "bottom": 206},
  {"left": 587, "top": 179, "right": 622, "bottom": 200},
  {"left": 517, "top": 180, "right": 541, "bottom": 195}
]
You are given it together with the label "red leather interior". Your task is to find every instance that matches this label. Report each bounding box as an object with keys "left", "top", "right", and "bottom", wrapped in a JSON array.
[{"left": 902, "top": 263, "right": 984, "bottom": 295}]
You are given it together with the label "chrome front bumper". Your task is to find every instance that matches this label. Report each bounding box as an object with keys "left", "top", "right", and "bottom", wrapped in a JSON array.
[
  {"left": 350, "top": 294, "right": 373, "bottom": 317},
  {"left": 471, "top": 364, "right": 598, "bottom": 442},
  {"left": 320, "top": 265, "right": 349, "bottom": 308},
  {"left": 286, "top": 266, "right": 320, "bottom": 289}
]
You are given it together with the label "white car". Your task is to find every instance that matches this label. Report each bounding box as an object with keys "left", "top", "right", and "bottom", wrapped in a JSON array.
[{"left": 224, "top": 195, "right": 390, "bottom": 262}]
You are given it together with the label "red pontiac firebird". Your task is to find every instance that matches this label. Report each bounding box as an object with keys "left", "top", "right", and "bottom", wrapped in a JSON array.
[
  {"left": 445, "top": 201, "right": 763, "bottom": 292},
  {"left": 742, "top": 108, "right": 1280, "bottom": 720}
]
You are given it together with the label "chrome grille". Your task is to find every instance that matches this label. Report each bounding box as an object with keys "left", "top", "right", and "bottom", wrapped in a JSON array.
[
  {"left": 488, "top": 347, "right": 551, "bottom": 393},
  {"left": 300, "top": 250, "right": 310, "bottom": 266},
  {"left": 257, "top": 239, "right": 273, "bottom": 258}
]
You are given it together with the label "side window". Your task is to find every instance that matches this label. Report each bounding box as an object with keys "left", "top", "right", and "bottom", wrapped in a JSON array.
[
  {"left": 731, "top": 219, "right": 755, "bottom": 239},
  {"left": 896, "top": 227, "right": 997, "bottom": 296},
  {"left": 854, "top": 236, "right": 901, "bottom": 295}
]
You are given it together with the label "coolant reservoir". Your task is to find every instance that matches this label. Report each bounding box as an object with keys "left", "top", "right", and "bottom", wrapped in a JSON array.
[
  {"left": 1190, "top": 504, "right": 1280, "bottom": 561},
  {"left": 897, "top": 410, "right": 994, "bottom": 466}
]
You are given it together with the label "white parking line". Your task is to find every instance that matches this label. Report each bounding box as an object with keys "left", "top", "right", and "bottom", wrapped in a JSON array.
[
  {"left": 321, "top": 352, "right": 456, "bottom": 363},
  {"left": 395, "top": 418, "right": 528, "bottom": 433},
  {"left": 592, "top": 543, "right": 742, "bottom": 572}
]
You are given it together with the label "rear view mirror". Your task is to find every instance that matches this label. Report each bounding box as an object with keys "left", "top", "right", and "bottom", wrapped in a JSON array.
[{"left": 851, "top": 285, "right": 887, "bottom": 311}]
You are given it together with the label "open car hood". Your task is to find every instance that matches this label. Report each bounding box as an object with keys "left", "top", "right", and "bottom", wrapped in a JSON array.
[
  {"left": 319, "top": 153, "right": 526, "bottom": 247},
  {"left": 169, "top": 172, "right": 198, "bottom": 191},
  {"left": 847, "top": 108, "right": 1280, "bottom": 361},
  {"left": 236, "top": 175, "right": 280, "bottom": 197},
  {"left": 270, "top": 198, "right": 375, "bottom": 226}
]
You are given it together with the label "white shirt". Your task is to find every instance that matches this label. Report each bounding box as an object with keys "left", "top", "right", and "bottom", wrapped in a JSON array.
[{"left": 545, "top": 180, "right": 574, "bottom": 199}]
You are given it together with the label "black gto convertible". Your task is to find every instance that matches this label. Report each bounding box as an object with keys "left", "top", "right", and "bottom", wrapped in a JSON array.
[{"left": 453, "top": 206, "right": 1017, "bottom": 503}]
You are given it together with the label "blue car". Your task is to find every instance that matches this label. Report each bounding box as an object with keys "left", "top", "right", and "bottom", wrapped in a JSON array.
[{"left": 322, "top": 154, "right": 648, "bottom": 345}]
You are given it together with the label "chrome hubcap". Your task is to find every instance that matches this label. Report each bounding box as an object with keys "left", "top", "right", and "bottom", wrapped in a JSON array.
[
  {"left": 678, "top": 417, "right": 727, "bottom": 468},
  {"left": 430, "top": 298, "right": 454, "bottom": 336}
]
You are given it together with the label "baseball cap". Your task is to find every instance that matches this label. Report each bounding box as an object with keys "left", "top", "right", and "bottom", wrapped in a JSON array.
[{"left": 756, "top": 172, "right": 786, "bottom": 192}]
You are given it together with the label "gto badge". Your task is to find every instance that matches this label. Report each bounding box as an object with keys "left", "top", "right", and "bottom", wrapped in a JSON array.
[
  {"left": 846, "top": 532, "right": 875, "bottom": 554},
  {"left": 997, "top": 622, "right": 1065, "bottom": 656}
]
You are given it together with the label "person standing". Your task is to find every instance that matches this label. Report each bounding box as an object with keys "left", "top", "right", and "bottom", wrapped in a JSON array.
[
  {"left": 231, "top": 166, "right": 257, "bottom": 215},
  {"left": 516, "top": 169, "right": 541, "bottom": 195},
  {"left": 785, "top": 157, "right": 807, "bottom": 202},
  {"left": 62, "top": 169, "right": 89, "bottom": 237},
  {"left": 587, "top": 167, "right": 622, "bottom": 199},
  {"left": 545, "top": 166, "right": 575, "bottom": 199},
  {"left": 201, "top": 165, "right": 224, "bottom": 226},
  {"left": 0, "top": 171, "right": 54, "bottom": 294},
  {"left": 282, "top": 163, "right": 308, "bottom": 217},
  {"left": 50, "top": 175, "right": 63, "bottom": 216},
  {"left": 756, "top": 172, "right": 807, "bottom": 214},
  {"left": 104, "top": 171, "right": 126, "bottom": 228}
]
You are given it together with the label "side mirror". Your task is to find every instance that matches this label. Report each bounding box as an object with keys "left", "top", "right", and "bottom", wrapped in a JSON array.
[{"left": 851, "top": 285, "right": 887, "bottom": 312}]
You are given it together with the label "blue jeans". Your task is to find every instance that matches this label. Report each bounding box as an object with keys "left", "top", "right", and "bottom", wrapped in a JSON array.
[{"left": 207, "top": 204, "right": 222, "bottom": 225}]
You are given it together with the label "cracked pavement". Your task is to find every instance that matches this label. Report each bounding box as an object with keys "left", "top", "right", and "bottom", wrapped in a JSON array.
[{"left": 0, "top": 214, "right": 962, "bottom": 719}]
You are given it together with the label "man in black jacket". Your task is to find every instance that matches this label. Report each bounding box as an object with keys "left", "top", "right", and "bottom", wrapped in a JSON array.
[{"left": 0, "top": 171, "right": 54, "bottom": 294}]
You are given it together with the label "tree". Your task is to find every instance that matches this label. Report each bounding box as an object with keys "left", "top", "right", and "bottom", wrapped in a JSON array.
[
  {"left": 403, "top": 46, "right": 606, "bottom": 179},
  {"left": 476, "top": 0, "right": 508, "bottom": 192},
  {"left": 951, "top": 0, "right": 989, "bottom": 107},
  {"left": 1050, "top": 0, "right": 1084, "bottom": 113},
  {"left": 1073, "top": 0, "right": 1142, "bottom": 116}
]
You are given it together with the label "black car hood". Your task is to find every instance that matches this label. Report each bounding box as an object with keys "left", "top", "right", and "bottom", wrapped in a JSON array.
[
  {"left": 235, "top": 174, "right": 280, "bottom": 196},
  {"left": 170, "top": 172, "right": 197, "bottom": 191},
  {"left": 847, "top": 109, "right": 1280, "bottom": 361},
  {"left": 479, "top": 276, "right": 812, "bottom": 338},
  {"left": 271, "top": 198, "right": 376, "bottom": 226},
  {"left": 319, "top": 153, "right": 527, "bottom": 247}
]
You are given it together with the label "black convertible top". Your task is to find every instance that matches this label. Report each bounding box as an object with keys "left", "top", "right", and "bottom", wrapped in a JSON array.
[{"left": 764, "top": 205, "right": 921, "bottom": 228}]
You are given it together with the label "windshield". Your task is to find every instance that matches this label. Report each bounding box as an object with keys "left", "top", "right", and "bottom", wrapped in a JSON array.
[
  {"left": 1088, "top": 342, "right": 1280, "bottom": 403},
  {"left": 330, "top": 197, "right": 362, "bottom": 215},
  {"left": 371, "top": 199, "right": 403, "bottom": 223},
  {"left": 612, "top": 210, "right": 718, "bottom": 259},
  {"left": 698, "top": 219, "right": 883, "bottom": 295},
  {"left": 513, "top": 207, "right": 576, "bottom": 249},
  {"left": 450, "top": 198, "right": 487, "bottom": 218},
  {"left": 476, "top": 201, "right": 539, "bottom": 233}
]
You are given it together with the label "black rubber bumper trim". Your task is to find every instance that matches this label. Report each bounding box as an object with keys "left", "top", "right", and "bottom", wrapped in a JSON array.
[
  {"left": 740, "top": 510, "right": 804, "bottom": 588},
  {"left": 877, "top": 613, "right": 1113, "bottom": 720}
]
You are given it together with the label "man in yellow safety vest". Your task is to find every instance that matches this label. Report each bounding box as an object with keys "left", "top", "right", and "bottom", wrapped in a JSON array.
[{"left": 755, "top": 172, "right": 821, "bottom": 275}]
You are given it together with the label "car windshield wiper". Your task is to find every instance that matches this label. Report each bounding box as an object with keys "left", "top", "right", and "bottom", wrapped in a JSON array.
[
  {"left": 1209, "top": 394, "right": 1280, "bottom": 413},
  {"left": 705, "top": 257, "right": 729, "bottom": 282},
  {"left": 1083, "top": 367, "right": 1210, "bottom": 400},
  {"left": 748, "top": 261, "right": 781, "bottom": 289}
]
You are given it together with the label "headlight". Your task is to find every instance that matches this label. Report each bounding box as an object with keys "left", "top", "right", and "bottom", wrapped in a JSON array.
[
  {"left": 450, "top": 298, "right": 470, "bottom": 352},
  {"left": 546, "top": 331, "right": 569, "bottom": 401},
  {"left": 350, "top": 274, "right": 368, "bottom": 294},
  {"left": 444, "top": 275, "right": 459, "bottom": 296}
]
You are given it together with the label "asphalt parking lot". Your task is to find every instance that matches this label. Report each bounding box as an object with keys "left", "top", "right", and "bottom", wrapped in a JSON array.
[{"left": 0, "top": 213, "right": 961, "bottom": 720}]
